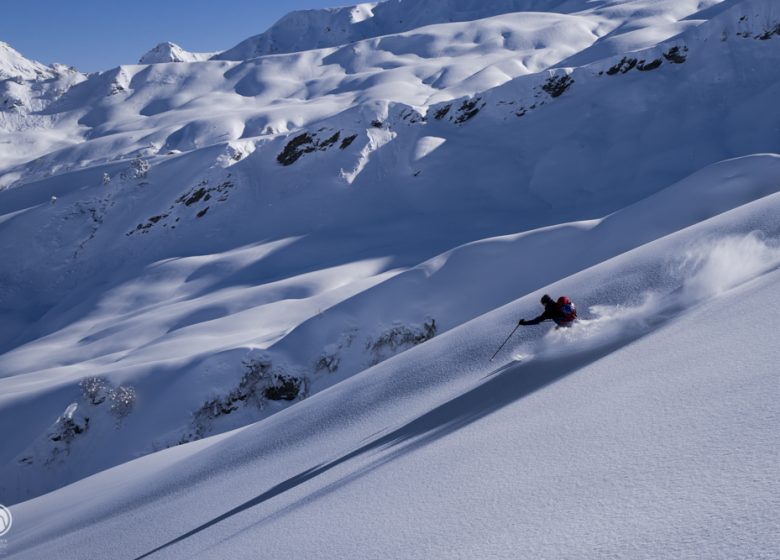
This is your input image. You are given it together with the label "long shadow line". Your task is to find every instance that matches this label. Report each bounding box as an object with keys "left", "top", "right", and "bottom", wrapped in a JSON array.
[{"left": 132, "top": 337, "right": 631, "bottom": 560}]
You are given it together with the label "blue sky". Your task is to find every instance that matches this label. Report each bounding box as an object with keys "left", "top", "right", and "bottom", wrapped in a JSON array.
[{"left": 0, "top": 0, "right": 348, "bottom": 72}]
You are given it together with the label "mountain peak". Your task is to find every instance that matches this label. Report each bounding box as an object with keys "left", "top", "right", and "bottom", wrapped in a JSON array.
[
  {"left": 138, "top": 41, "right": 217, "bottom": 64},
  {"left": 0, "top": 41, "right": 54, "bottom": 80}
]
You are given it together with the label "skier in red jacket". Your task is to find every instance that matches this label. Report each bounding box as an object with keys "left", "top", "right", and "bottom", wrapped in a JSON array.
[{"left": 518, "top": 294, "right": 577, "bottom": 327}]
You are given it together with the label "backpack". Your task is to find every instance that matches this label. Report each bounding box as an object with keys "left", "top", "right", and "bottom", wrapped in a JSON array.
[{"left": 555, "top": 296, "right": 577, "bottom": 325}]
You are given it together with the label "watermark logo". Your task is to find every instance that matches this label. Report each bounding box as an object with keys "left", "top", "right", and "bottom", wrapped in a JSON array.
[{"left": 0, "top": 505, "right": 11, "bottom": 537}]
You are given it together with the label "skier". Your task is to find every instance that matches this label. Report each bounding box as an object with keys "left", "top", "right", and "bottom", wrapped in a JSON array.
[
  {"left": 490, "top": 294, "right": 579, "bottom": 361},
  {"left": 518, "top": 294, "right": 577, "bottom": 328}
]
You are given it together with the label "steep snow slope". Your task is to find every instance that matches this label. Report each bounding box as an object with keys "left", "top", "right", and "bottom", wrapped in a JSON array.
[
  {"left": 7, "top": 183, "right": 780, "bottom": 560},
  {"left": 3, "top": 152, "right": 778, "bottom": 504},
  {"left": 2, "top": 0, "right": 780, "bottom": 506}
]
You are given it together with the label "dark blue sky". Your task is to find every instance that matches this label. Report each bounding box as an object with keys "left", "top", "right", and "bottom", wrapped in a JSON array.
[{"left": 0, "top": 0, "right": 349, "bottom": 73}]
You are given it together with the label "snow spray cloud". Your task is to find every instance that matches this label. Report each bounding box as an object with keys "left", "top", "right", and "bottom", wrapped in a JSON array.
[
  {"left": 535, "top": 232, "right": 780, "bottom": 357},
  {"left": 538, "top": 292, "right": 662, "bottom": 356},
  {"left": 677, "top": 231, "right": 780, "bottom": 300}
]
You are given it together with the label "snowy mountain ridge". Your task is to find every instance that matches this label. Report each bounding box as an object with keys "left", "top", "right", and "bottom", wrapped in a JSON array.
[
  {"left": 1, "top": 0, "right": 779, "bottom": 557},
  {"left": 214, "top": 0, "right": 721, "bottom": 60},
  {"left": 139, "top": 42, "right": 217, "bottom": 65},
  {"left": 0, "top": 42, "right": 55, "bottom": 81}
]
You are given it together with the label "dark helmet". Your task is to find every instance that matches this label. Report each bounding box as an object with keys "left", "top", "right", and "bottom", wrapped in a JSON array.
[{"left": 540, "top": 294, "right": 553, "bottom": 305}]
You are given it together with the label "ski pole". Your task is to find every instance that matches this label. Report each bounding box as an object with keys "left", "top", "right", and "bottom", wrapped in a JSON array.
[{"left": 489, "top": 323, "right": 521, "bottom": 362}]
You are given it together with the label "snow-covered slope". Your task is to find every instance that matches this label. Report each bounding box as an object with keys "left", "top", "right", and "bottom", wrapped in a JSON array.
[
  {"left": 0, "top": 42, "right": 83, "bottom": 118},
  {"left": 1, "top": 0, "right": 779, "bottom": 557},
  {"left": 215, "top": 0, "right": 721, "bottom": 61},
  {"left": 8, "top": 177, "right": 780, "bottom": 560},
  {"left": 0, "top": 44, "right": 85, "bottom": 187}
]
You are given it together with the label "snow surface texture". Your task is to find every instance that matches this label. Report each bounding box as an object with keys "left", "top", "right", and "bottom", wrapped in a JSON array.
[{"left": 1, "top": 0, "right": 780, "bottom": 558}]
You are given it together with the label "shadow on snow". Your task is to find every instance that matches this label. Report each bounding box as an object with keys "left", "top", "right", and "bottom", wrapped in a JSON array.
[{"left": 132, "top": 336, "right": 631, "bottom": 559}]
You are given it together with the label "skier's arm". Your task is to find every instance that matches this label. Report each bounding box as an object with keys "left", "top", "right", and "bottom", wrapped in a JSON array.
[{"left": 521, "top": 309, "right": 553, "bottom": 325}]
